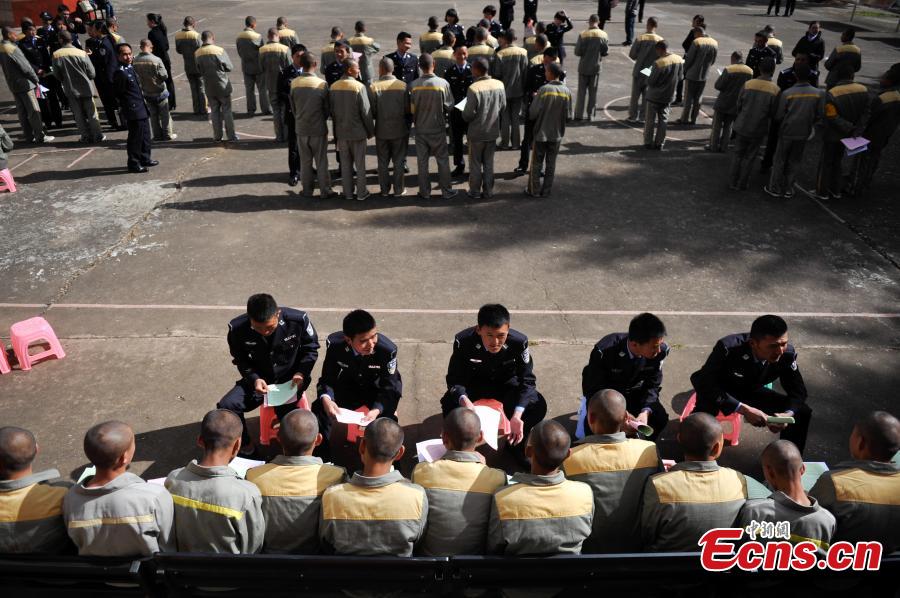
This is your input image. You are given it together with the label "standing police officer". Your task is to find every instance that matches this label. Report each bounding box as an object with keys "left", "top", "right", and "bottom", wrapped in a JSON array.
[
  {"left": 279, "top": 43, "right": 306, "bottom": 186},
  {"left": 581, "top": 313, "right": 670, "bottom": 441},
  {"left": 218, "top": 294, "right": 320, "bottom": 455},
  {"left": 445, "top": 45, "right": 473, "bottom": 177},
  {"left": 113, "top": 42, "right": 156, "bottom": 173},
  {"left": 386, "top": 32, "right": 419, "bottom": 85}
]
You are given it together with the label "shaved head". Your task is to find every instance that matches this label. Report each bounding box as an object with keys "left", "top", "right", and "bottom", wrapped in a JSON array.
[
  {"left": 84, "top": 421, "right": 134, "bottom": 469},
  {"left": 588, "top": 389, "right": 627, "bottom": 434},
  {"left": 200, "top": 409, "right": 242, "bottom": 451},
  {"left": 364, "top": 418, "right": 404, "bottom": 462},
  {"left": 0, "top": 426, "right": 37, "bottom": 474},
  {"left": 528, "top": 420, "right": 571, "bottom": 471},
  {"left": 444, "top": 408, "right": 482, "bottom": 450},
  {"left": 762, "top": 439, "right": 804, "bottom": 480},
  {"left": 278, "top": 409, "right": 319, "bottom": 455},
  {"left": 678, "top": 413, "right": 722, "bottom": 459},
  {"left": 855, "top": 411, "right": 900, "bottom": 461}
]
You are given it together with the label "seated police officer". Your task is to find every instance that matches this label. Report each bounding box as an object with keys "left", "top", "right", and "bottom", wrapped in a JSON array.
[
  {"left": 581, "top": 312, "right": 670, "bottom": 441},
  {"left": 218, "top": 294, "right": 320, "bottom": 456},
  {"left": 690, "top": 314, "right": 812, "bottom": 453},
  {"left": 313, "top": 310, "right": 402, "bottom": 460},
  {"left": 441, "top": 303, "right": 548, "bottom": 465}
]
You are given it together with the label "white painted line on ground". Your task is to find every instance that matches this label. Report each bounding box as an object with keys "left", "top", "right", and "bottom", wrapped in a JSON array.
[
  {"left": 0, "top": 303, "right": 897, "bottom": 318},
  {"left": 10, "top": 154, "right": 37, "bottom": 171},
  {"left": 66, "top": 148, "right": 95, "bottom": 169},
  {"left": 234, "top": 130, "right": 276, "bottom": 140},
  {"left": 602, "top": 95, "right": 705, "bottom": 145}
]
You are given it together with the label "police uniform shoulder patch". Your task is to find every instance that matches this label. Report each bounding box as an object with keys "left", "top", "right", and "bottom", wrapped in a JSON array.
[
  {"left": 522, "top": 347, "right": 530, "bottom": 364},
  {"left": 790, "top": 358, "right": 798, "bottom": 371},
  {"left": 306, "top": 321, "right": 315, "bottom": 337},
  {"left": 387, "top": 357, "right": 397, "bottom": 375}
]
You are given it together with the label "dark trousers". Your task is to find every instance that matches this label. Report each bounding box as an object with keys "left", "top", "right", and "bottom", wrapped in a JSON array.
[
  {"left": 674, "top": 78, "right": 684, "bottom": 104},
  {"left": 125, "top": 118, "right": 152, "bottom": 169},
  {"left": 761, "top": 118, "right": 781, "bottom": 169},
  {"left": 439, "top": 387, "right": 548, "bottom": 455},
  {"left": 310, "top": 391, "right": 399, "bottom": 460},
  {"left": 695, "top": 388, "right": 812, "bottom": 453},
  {"left": 217, "top": 382, "right": 301, "bottom": 445},
  {"left": 625, "top": 12, "right": 637, "bottom": 44},
  {"left": 581, "top": 396, "right": 669, "bottom": 442},
  {"left": 285, "top": 110, "right": 300, "bottom": 177},
  {"left": 638, "top": 0, "right": 646, "bottom": 22},
  {"left": 767, "top": 0, "right": 781, "bottom": 15},
  {"left": 784, "top": 0, "right": 796, "bottom": 15},
  {"left": 38, "top": 77, "right": 63, "bottom": 127},
  {"left": 164, "top": 61, "right": 176, "bottom": 109},
  {"left": 518, "top": 116, "right": 535, "bottom": 169},
  {"left": 450, "top": 109, "right": 468, "bottom": 166},
  {"left": 97, "top": 86, "right": 121, "bottom": 129}
]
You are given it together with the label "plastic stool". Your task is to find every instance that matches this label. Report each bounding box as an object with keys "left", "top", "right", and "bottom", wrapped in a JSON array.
[
  {"left": 680, "top": 392, "right": 742, "bottom": 446},
  {"left": 346, "top": 405, "right": 371, "bottom": 443},
  {"left": 473, "top": 399, "right": 512, "bottom": 435},
  {"left": 10, "top": 317, "right": 65, "bottom": 371},
  {"left": 0, "top": 343, "right": 10, "bottom": 374},
  {"left": 259, "top": 392, "right": 310, "bottom": 446},
  {"left": 0, "top": 168, "right": 16, "bottom": 193}
]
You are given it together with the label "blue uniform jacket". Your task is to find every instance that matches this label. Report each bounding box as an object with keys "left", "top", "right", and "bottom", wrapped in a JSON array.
[
  {"left": 316, "top": 332, "right": 402, "bottom": 416},
  {"left": 113, "top": 64, "right": 148, "bottom": 120},
  {"left": 581, "top": 332, "right": 669, "bottom": 410}
]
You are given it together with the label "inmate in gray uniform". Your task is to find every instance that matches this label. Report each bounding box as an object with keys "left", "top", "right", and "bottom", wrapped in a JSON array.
[
  {"left": 259, "top": 41, "right": 290, "bottom": 141},
  {"left": 368, "top": 74, "right": 410, "bottom": 196},
  {"left": 165, "top": 461, "right": 265, "bottom": 554},
  {"left": 52, "top": 44, "right": 103, "bottom": 142},
  {"left": 133, "top": 50, "right": 174, "bottom": 140},
  {"left": 236, "top": 27, "right": 268, "bottom": 115},
  {"left": 350, "top": 34, "right": 381, "bottom": 85},
  {"left": 462, "top": 74, "right": 506, "bottom": 197},
  {"left": 572, "top": 26, "right": 609, "bottom": 120},
  {"left": 0, "top": 39, "right": 47, "bottom": 142},
  {"left": 729, "top": 76, "right": 779, "bottom": 189},
  {"left": 628, "top": 32, "right": 664, "bottom": 121},
  {"left": 63, "top": 472, "right": 174, "bottom": 556},
  {"left": 493, "top": 44, "right": 528, "bottom": 148},
  {"left": 527, "top": 78, "right": 572, "bottom": 197},
  {"left": 175, "top": 28, "right": 206, "bottom": 114},
  {"left": 0, "top": 469, "right": 70, "bottom": 553},
  {"left": 679, "top": 34, "right": 718, "bottom": 125},
  {"left": 410, "top": 73, "right": 454, "bottom": 198},
  {"left": 767, "top": 81, "right": 824, "bottom": 195},
  {"left": 643, "top": 52, "right": 683, "bottom": 148},
  {"left": 195, "top": 42, "right": 236, "bottom": 142},
  {"left": 709, "top": 63, "right": 753, "bottom": 152},
  {"left": 330, "top": 75, "right": 375, "bottom": 199},
  {"left": 291, "top": 72, "right": 334, "bottom": 197},
  {"left": 736, "top": 490, "right": 836, "bottom": 555}
]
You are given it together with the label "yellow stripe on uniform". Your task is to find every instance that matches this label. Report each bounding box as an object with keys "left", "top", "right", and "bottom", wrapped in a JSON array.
[
  {"left": 170, "top": 494, "right": 245, "bottom": 519},
  {"left": 68, "top": 514, "right": 155, "bottom": 528},
  {"left": 412, "top": 460, "right": 506, "bottom": 494},
  {"left": 564, "top": 439, "right": 659, "bottom": 476},
  {"left": 790, "top": 534, "right": 830, "bottom": 549},
  {"left": 494, "top": 480, "right": 594, "bottom": 520},
  {"left": 322, "top": 482, "right": 424, "bottom": 521},
  {"left": 540, "top": 91, "right": 571, "bottom": 99},
  {"left": 650, "top": 468, "right": 747, "bottom": 504},
  {"left": 832, "top": 468, "right": 900, "bottom": 506}
]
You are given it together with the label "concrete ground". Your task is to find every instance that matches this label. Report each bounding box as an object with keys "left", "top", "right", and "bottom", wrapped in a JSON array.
[{"left": 0, "top": 0, "right": 898, "bottom": 481}]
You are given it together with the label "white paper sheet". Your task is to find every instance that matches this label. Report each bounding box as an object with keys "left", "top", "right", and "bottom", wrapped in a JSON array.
[
  {"left": 416, "top": 438, "right": 447, "bottom": 463},
  {"left": 575, "top": 396, "right": 587, "bottom": 439},
  {"left": 264, "top": 381, "right": 297, "bottom": 407},
  {"left": 640, "top": 67, "right": 652, "bottom": 77},
  {"left": 76, "top": 465, "right": 96, "bottom": 484},
  {"left": 455, "top": 97, "right": 467, "bottom": 111},
  {"left": 336, "top": 407, "right": 368, "bottom": 426},
  {"left": 801, "top": 462, "right": 829, "bottom": 491},
  {"left": 228, "top": 456, "right": 265, "bottom": 478},
  {"left": 474, "top": 405, "right": 501, "bottom": 450},
  {"left": 147, "top": 477, "right": 167, "bottom": 486}
]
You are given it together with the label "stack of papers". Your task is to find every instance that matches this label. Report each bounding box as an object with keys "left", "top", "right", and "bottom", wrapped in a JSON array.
[
  {"left": 416, "top": 439, "right": 448, "bottom": 463},
  {"left": 473, "top": 405, "right": 501, "bottom": 449},
  {"left": 801, "top": 462, "right": 829, "bottom": 491},
  {"left": 264, "top": 381, "right": 297, "bottom": 407},
  {"left": 336, "top": 408, "right": 368, "bottom": 426},
  {"left": 766, "top": 415, "right": 795, "bottom": 425},
  {"left": 841, "top": 136, "right": 869, "bottom": 156},
  {"left": 228, "top": 456, "right": 265, "bottom": 478}
]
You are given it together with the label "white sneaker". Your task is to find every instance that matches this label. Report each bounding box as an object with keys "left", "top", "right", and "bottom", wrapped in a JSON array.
[{"left": 39, "top": 135, "right": 55, "bottom": 143}]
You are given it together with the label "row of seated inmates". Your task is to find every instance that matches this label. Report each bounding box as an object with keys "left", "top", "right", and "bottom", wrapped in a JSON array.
[{"left": 0, "top": 399, "right": 897, "bottom": 557}]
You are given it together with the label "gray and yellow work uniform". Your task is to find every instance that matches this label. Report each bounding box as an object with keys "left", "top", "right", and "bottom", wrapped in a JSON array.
[
  {"left": 823, "top": 43, "right": 861, "bottom": 90},
  {"left": 419, "top": 31, "right": 443, "bottom": 56},
  {"left": 488, "top": 471, "right": 594, "bottom": 555},
  {"left": 736, "top": 491, "right": 836, "bottom": 555},
  {"left": 432, "top": 45, "right": 455, "bottom": 78},
  {"left": 165, "top": 461, "right": 265, "bottom": 554},
  {"left": 462, "top": 74, "right": 505, "bottom": 197},
  {"left": 133, "top": 50, "right": 174, "bottom": 140},
  {"left": 330, "top": 75, "right": 375, "bottom": 198},
  {"left": 628, "top": 32, "right": 664, "bottom": 120},
  {"left": 291, "top": 72, "right": 333, "bottom": 197},
  {"left": 467, "top": 43, "right": 496, "bottom": 69},
  {"left": 708, "top": 63, "right": 753, "bottom": 152},
  {"left": 493, "top": 44, "right": 528, "bottom": 148},
  {"left": 524, "top": 35, "right": 539, "bottom": 60},
  {"left": 643, "top": 52, "right": 683, "bottom": 148},
  {"left": 730, "top": 76, "right": 779, "bottom": 189},
  {"left": 0, "top": 469, "right": 70, "bottom": 553},
  {"left": 572, "top": 27, "right": 609, "bottom": 120},
  {"left": 0, "top": 39, "right": 47, "bottom": 142},
  {"left": 349, "top": 33, "right": 381, "bottom": 85},
  {"left": 810, "top": 460, "right": 900, "bottom": 553},
  {"left": 816, "top": 81, "right": 869, "bottom": 197},
  {"left": 175, "top": 28, "right": 206, "bottom": 114},
  {"left": 63, "top": 472, "right": 174, "bottom": 556},
  {"left": 51, "top": 43, "right": 103, "bottom": 142},
  {"left": 195, "top": 43, "right": 236, "bottom": 141},
  {"left": 767, "top": 82, "right": 825, "bottom": 195},
  {"left": 245, "top": 455, "right": 347, "bottom": 554},
  {"left": 368, "top": 74, "right": 409, "bottom": 196},
  {"left": 526, "top": 79, "right": 572, "bottom": 197},
  {"left": 277, "top": 27, "right": 301, "bottom": 49},
  {"left": 767, "top": 37, "right": 784, "bottom": 65},
  {"left": 411, "top": 450, "right": 507, "bottom": 555},
  {"left": 679, "top": 35, "right": 718, "bottom": 124},
  {"left": 857, "top": 85, "right": 900, "bottom": 190},
  {"left": 320, "top": 470, "right": 428, "bottom": 556},
  {"left": 410, "top": 73, "right": 454, "bottom": 198},
  {"left": 236, "top": 28, "right": 268, "bottom": 114},
  {"left": 562, "top": 433, "right": 662, "bottom": 553},
  {"left": 259, "top": 41, "right": 291, "bottom": 142},
  {"left": 320, "top": 41, "right": 337, "bottom": 69},
  {"left": 640, "top": 460, "right": 747, "bottom": 552}
]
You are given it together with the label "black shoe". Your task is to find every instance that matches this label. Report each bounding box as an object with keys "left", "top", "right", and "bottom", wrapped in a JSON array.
[
  {"left": 128, "top": 166, "right": 149, "bottom": 173},
  {"left": 513, "top": 166, "right": 528, "bottom": 176},
  {"left": 141, "top": 160, "right": 159, "bottom": 167},
  {"left": 289, "top": 175, "right": 299, "bottom": 187},
  {"left": 451, "top": 165, "right": 465, "bottom": 177}
]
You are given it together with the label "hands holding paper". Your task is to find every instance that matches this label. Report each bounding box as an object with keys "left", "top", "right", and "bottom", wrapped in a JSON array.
[
  {"left": 361, "top": 408, "right": 381, "bottom": 424},
  {"left": 739, "top": 403, "right": 769, "bottom": 427},
  {"left": 508, "top": 413, "right": 525, "bottom": 445},
  {"left": 767, "top": 412, "right": 793, "bottom": 433},
  {"left": 291, "top": 373, "right": 304, "bottom": 388},
  {"left": 320, "top": 395, "right": 341, "bottom": 419},
  {"left": 254, "top": 378, "right": 269, "bottom": 394}
]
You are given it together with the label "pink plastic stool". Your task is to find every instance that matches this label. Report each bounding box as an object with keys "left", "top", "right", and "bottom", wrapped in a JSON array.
[
  {"left": 680, "top": 392, "right": 743, "bottom": 446},
  {"left": 473, "top": 399, "right": 512, "bottom": 435},
  {"left": 259, "top": 392, "right": 310, "bottom": 446},
  {"left": 10, "top": 317, "right": 65, "bottom": 371},
  {"left": 346, "top": 405, "right": 371, "bottom": 443},
  {"left": 0, "top": 343, "right": 10, "bottom": 374},
  {"left": 0, "top": 168, "right": 16, "bottom": 193}
]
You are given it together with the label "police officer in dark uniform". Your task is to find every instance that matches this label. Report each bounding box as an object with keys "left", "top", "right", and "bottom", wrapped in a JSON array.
[
  {"left": 441, "top": 304, "right": 548, "bottom": 465},
  {"left": 516, "top": 45, "right": 564, "bottom": 175},
  {"left": 445, "top": 45, "right": 474, "bottom": 176},
  {"left": 386, "top": 31, "right": 419, "bottom": 85},
  {"left": 500, "top": 1, "right": 516, "bottom": 31},
  {"left": 323, "top": 40, "right": 350, "bottom": 87},
  {"left": 278, "top": 43, "right": 307, "bottom": 186},
  {"left": 523, "top": 0, "right": 539, "bottom": 25},
  {"left": 113, "top": 42, "right": 156, "bottom": 172},
  {"left": 87, "top": 20, "right": 122, "bottom": 129},
  {"left": 581, "top": 313, "right": 670, "bottom": 441},
  {"left": 19, "top": 21, "right": 64, "bottom": 128},
  {"left": 218, "top": 293, "right": 320, "bottom": 454},
  {"left": 690, "top": 314, "right": 812, "bottom": 453},
  {"left": 314, "top": 309, "right": 402, "bottom": 460},
  {"left": 442, "top": 9, "right": 466, "bottom": 49}
]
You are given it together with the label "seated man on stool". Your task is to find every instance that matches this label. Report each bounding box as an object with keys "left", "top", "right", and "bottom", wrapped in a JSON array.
[
  {"left": 313, "top": 309, "right": 402, "bottom": 462},
  {"left": 217, "top": 293, "right": 320, "bottom": 457},
  {"left": 441, "top": 303, "right": 547, "bottom": 466},
  {"left": 581, "top": 312, "right": 670, "bottom": 441},
  {"left": 690, "top": 314, "right": 812, "bottom": 453}
]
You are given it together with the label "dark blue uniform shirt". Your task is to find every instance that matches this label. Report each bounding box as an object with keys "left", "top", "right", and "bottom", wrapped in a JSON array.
[
  {"left": 113, "top": 64, "right": 148, "bottom": 120},
  {"left": 385, "top": 50, "right": 419, "bottom": 84},
  {"left": 316, "top": 331, "right": 402, "bottom": 416},
  {"left": 581, "top": 332, "right": 669, "bottom": 411}
]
